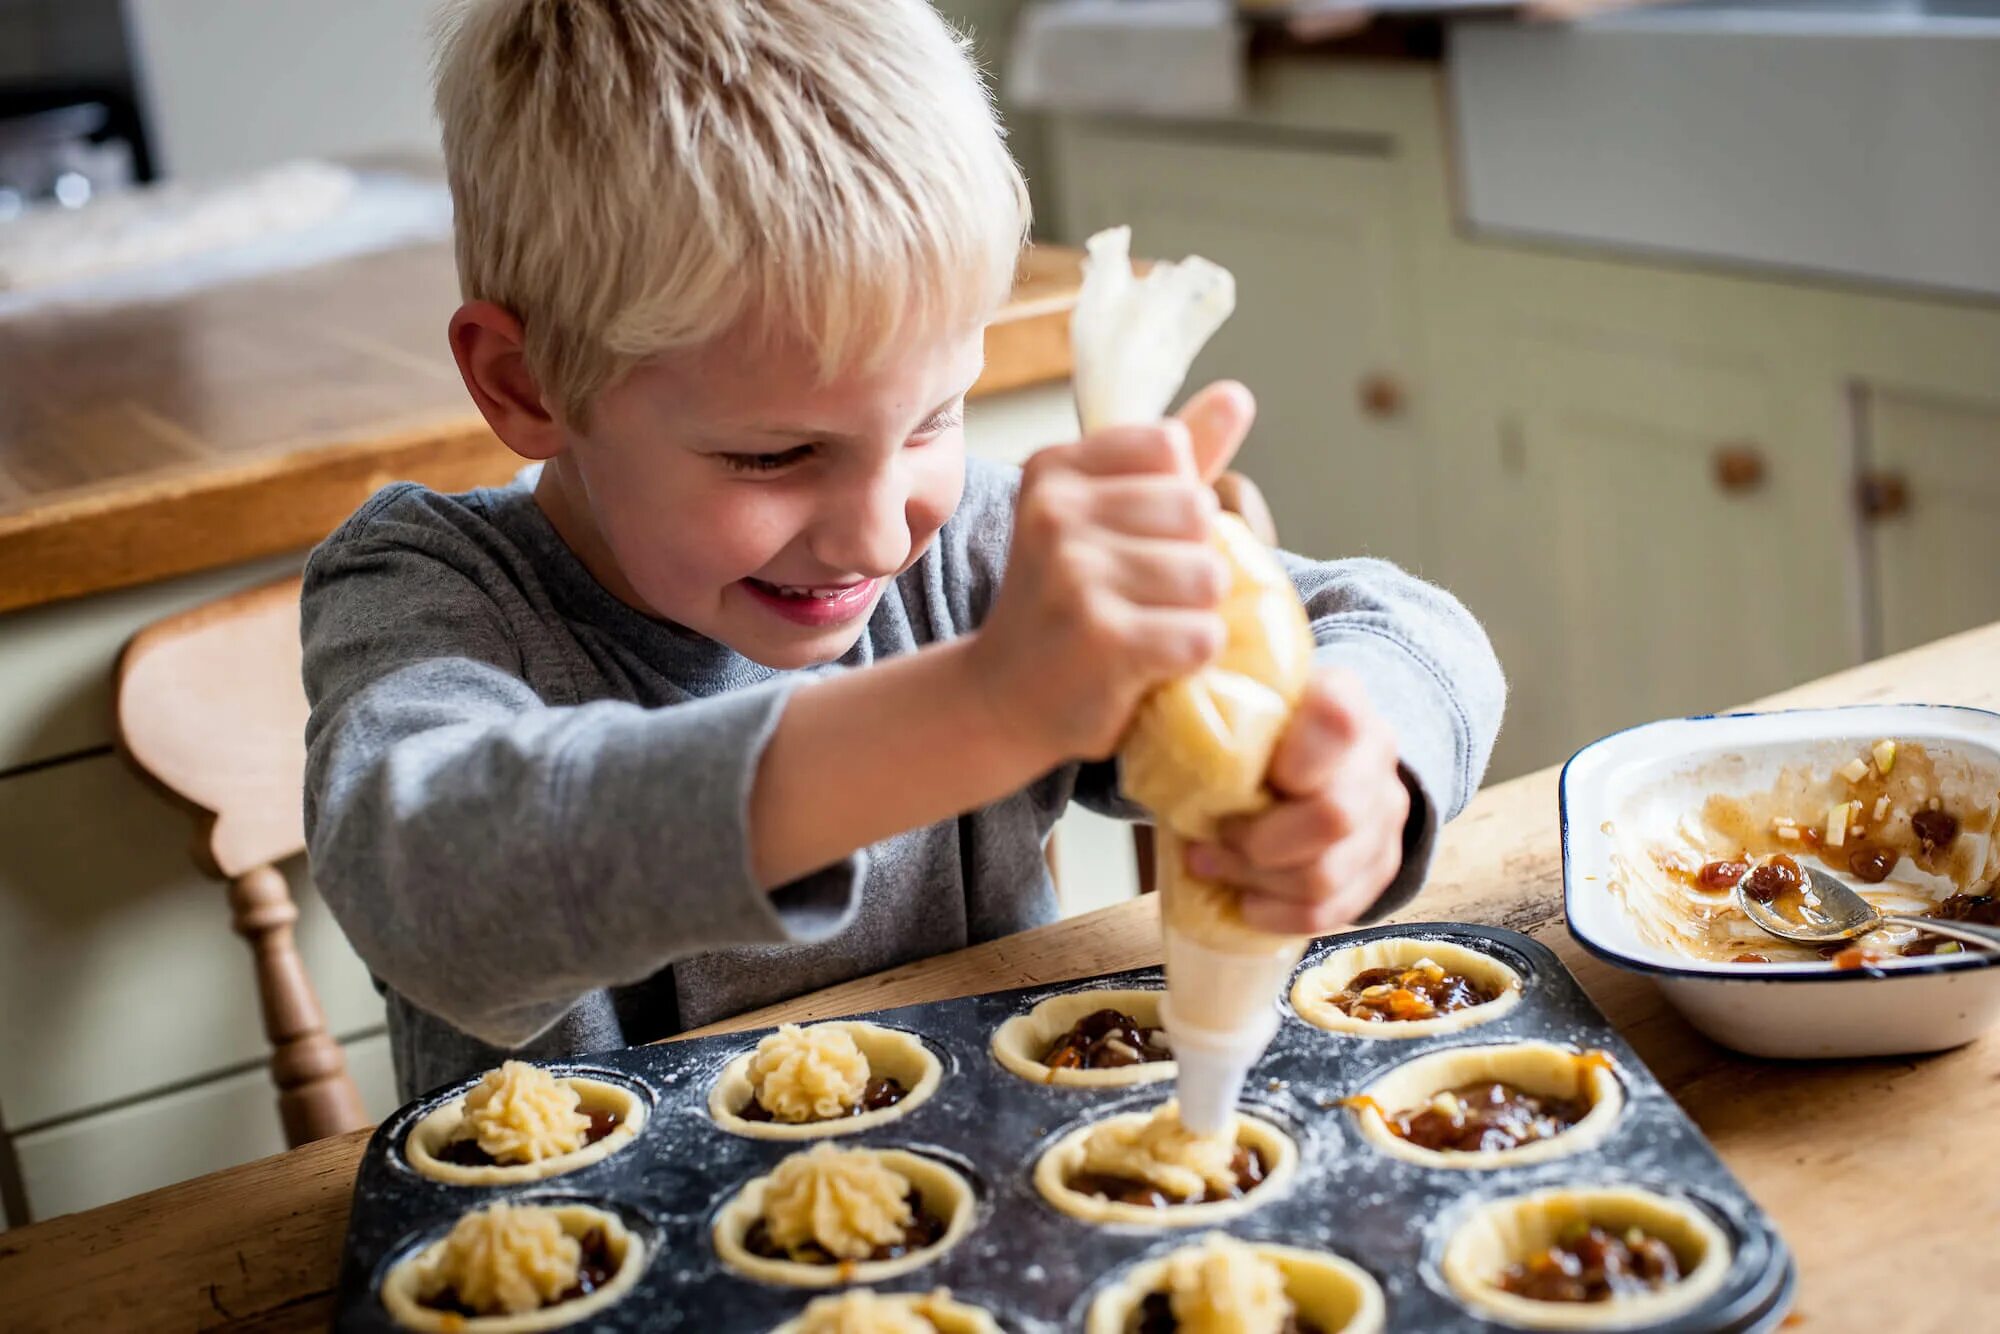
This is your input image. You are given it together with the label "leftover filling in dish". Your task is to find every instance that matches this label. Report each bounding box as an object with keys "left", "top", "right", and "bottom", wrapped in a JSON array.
[
  {"left": 1065, "top": 1103, "right": 1270, "bottom": 1209},
  {"left": 1899, "top": 892, "right": 2000, "bottom": 956},
  {"left": 1325, "top": 959, "right": 1500, "bottom": 1024},
  {"left": 1043, "top": 1008, "right": 1173, "bottom": 1072},
  {"left": 431, "top": 1062, "right": 620, "bottom": 1168},
  {"left": 1494, "top": 1223, "right": 1682, "bottom": 1304},
  {"left": 741, "top": 1143, "right": 945, "bottom": 1266},
  {"left": 1129, "top": 1235, "right": 1319, "bottom": 1334},
  {"left": 1347, "top": 1080, "right": 1591, "bottom": 1155},
  {"left": 1614, "top": 738, "right": 1999, "bottom": 965}
]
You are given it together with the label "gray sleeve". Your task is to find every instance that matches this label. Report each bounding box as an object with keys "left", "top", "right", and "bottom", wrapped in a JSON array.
[
  {"left": 1280, "top": 552, "right": 1507, "bottom": 920},
  {"left": 300, "top": 532, "right": 861, "bottom": 1050}
]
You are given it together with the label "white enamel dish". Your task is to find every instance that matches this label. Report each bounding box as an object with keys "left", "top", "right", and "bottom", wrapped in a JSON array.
[{"left": 1561, "top": 704, "right": 2000, "bottom": 1058}]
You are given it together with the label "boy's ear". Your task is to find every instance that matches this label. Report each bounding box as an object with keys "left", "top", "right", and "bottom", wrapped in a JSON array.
[{"left": 449, "top": 301, "right": 566, "bottom": 461}]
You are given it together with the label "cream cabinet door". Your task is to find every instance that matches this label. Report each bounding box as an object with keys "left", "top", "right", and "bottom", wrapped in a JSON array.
[
  {"left": 0, "top": 754, "right": 387, "bottom": 1129},
  {"left": 1049, "top": 124, "right": 1431, "bottom": 575},
  {"left": 1450, "top": 326, "right": 1849, "bottom": 779},
  {"left": 1863, "top": 386, "right": 2000, "bottom": 658},
  {"left": 13, "top": 1032, "right": 396, "bottom": 1222}
]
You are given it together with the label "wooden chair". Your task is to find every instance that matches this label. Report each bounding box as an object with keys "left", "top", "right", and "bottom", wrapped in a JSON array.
[{"left": 115, "top": 576, "right": 368, "bottom": 1147}]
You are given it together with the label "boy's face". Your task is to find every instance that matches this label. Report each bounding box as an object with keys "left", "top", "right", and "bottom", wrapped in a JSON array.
[{"left": 537, "top": 322, "right": 984, "bottom": 670}]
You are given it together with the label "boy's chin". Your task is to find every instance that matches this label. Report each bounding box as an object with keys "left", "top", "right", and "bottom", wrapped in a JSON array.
[{"left": 724, "top": 620, "right": 869, "bottom": 672}]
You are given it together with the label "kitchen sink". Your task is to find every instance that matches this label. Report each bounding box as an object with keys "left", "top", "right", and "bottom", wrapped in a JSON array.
[{"left": 1449, "top": 0, "right": 2000, "bottom": 296}]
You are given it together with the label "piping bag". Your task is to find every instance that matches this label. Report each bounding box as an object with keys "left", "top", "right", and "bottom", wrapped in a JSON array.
[{"left": 1070, "top": 227, "right": 1316, "bottom": 1135}]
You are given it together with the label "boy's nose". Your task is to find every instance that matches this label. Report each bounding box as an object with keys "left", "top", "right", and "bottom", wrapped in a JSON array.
[{"left": 813, "top": 467, "right": 912, "bottom": 578}]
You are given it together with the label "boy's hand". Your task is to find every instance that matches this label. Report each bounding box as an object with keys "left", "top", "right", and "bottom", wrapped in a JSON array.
[
  {"left": 970, "top": 382, "right": 1256, "bottom": 762},
  {"left": 1185, "top": 668, "right": 1410, "bottom": 933}
]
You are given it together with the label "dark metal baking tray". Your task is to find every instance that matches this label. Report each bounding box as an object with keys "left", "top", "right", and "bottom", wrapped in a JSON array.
[{"left": 333, "top": 921, "right": 1795, "bottom": 1332}]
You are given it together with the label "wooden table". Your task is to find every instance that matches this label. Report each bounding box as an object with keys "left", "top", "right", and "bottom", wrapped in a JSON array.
[
  {"left": 6, "top": 624, "right": 1994, "bottom": 1331},
  {"left": 0, "top": 240, "right": 1083, "bottom": 616}
]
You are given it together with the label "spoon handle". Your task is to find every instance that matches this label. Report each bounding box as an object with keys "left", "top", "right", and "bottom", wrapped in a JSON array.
[{"left": 1881, "top": 914, "right": 2000, "bottom": 953}]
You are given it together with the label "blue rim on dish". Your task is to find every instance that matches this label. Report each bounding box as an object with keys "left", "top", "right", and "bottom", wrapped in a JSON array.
[{"left": 1559, "top": 703, "right": 2000, "bottom": 984}]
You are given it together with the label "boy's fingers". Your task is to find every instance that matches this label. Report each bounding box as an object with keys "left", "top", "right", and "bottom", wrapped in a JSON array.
[
  {"left": 1086, "top": 476, "right": 1219, "bottom": 541},
  {"left": 1098, "top": 537, "right": 1230, "bottom": 609},
  {"left": 1177, "top": 380, "right": 1256, "bottom": 484},
  {"left": 1216, "top": 794, "right": 1350, "bottom": 871},
  {"left": 1268, "top": 671, "right": 1369, "bottom": 797},
  {"left": 1072, "top": 420, "right": 1197, "bottom": 477}
]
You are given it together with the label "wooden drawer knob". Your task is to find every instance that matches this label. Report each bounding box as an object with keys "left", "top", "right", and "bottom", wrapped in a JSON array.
[
  {"left": 1358, "top": 372, "right": 1406, "bottom": 419},
  {"left": 1857, "top": 470, "right": 1910, "bottom": 521},
  {"left": 1712, "top": 442, "right": 1766, "bottom": 493}
]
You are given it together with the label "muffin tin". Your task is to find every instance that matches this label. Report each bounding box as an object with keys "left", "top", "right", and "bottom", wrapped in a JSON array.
[{"left": 332, "top": 922, "right": 1794, "bottom": 1331}]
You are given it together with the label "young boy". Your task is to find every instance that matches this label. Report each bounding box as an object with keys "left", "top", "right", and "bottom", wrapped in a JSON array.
[{"left": 302, "top": 0, "right": 1505, "bottom": 1099}]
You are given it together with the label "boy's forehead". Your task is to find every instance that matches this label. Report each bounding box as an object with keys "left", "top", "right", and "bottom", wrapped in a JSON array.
[{"left": 631, "top": 321, "right": 986, "bottom": 432}]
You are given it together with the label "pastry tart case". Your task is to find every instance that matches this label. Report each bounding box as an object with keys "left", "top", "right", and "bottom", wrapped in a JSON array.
[{"left": 332, "top": 924, "right": 1792, "bottom": 1332}]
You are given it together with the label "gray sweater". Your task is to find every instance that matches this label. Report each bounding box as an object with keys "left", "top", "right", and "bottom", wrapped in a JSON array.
[{"left": 301, "top": 459, "right": 1504, "bottom": 1098}]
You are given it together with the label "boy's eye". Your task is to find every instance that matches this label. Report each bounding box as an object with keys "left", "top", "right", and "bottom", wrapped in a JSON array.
[
  {"left": 914, "top": 404, "right": 964, "bottom": 439},
  {"left": 720, "top": 445, "right": 814, "bottom": 473}
]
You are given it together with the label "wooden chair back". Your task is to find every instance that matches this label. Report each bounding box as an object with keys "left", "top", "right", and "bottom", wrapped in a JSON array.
[{"left": 115, "top": 575, "right": 367, "bottom": 1147}]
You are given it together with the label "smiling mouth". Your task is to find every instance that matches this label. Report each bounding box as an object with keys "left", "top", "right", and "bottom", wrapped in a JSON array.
[{"left": 747, "top": 579, "right": 870, "bottom": 601}]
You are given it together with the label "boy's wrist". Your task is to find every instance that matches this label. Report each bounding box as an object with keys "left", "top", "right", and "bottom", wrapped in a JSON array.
[{"left": 941, "top": 633, "right": 1068, "bottom": 783}]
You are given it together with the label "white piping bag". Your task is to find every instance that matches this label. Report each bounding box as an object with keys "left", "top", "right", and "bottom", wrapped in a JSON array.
[{"left": 1070, "top": 227, "right": 1316, "bottom": 1135}]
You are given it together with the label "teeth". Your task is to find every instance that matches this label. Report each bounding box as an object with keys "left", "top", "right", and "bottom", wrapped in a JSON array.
[{"left": 765, "top": 582, "right": 850, "bottom": 600}]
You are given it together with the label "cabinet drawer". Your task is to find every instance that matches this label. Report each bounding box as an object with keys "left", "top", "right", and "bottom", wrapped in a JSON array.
[
  {"left": 0, "top": 553, "right": 305, "bottom": 773},
  {"left": 13, "top": 1031, "right": 395, "bottom": 1222},
  {"left": 0, "top": 753, "right": 386, "bottom": 1128}
]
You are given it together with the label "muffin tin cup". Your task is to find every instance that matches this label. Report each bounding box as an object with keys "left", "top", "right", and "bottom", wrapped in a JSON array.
[{"left": 333, "top": 923, "right": 1794, "bottom": 1332}]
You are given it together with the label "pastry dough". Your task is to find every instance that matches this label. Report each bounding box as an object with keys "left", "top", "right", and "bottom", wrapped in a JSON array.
[
  {"left": 1441, "top": 1188, "right": 1731, "bottom": 1330},
  {"left": 749, "top": 1024, "right": 873, "bottom": 1122},
  {"left": 773, "top": 1288, "right": 1001, "bottom": 1334},
  {"left": 462, "top": 1062, "right": 591, "bottom": 1162},
  {"left": 405, "top": 1068, "right": 645, "bottom": 1186},
  {"left": 710, "top": 1022, "right": 943, "bottom": 1141},
  {"left": 990, "top": 989, "right": 1175, "bottom": 1088},
  {"left": 1035, "top": 1103, "right": 1298, "bottom": 1227},
  {"left": 1087, "top": 1233, "right": 1385, "bottom": 1334},
  {"left": 762, "top": 1142, "right": 920, "bottom": 1261},
  {"left": 712, "top": 1146, "right": 976, "bottom": 1288},
  {"left": 1347, "top": 1042, "right": 1622, "bottom": 1170},
  {"left": 1291, "top": 939, "right": 1524, "bottom": 1039},
  {"left": 381, "top": 1202, "right": 643, "bottom": 1332}
]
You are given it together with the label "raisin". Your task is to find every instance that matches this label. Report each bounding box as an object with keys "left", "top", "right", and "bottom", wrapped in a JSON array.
[
  {"left": 1847, "top": 845, "right": 1896, "bottom": 884},
  {"left": 1697, "top": 859, "right": 1747, "bottom": 891},
  {"left": 1911, "top": 809, "right": 1959, "bottom": 852},
  {"left": 1743, "top": 856, "right": 1802, "bottom": 903}
]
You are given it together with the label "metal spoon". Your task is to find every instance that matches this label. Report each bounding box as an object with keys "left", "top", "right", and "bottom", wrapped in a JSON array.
[{"left": 1736, "top": 863, "right": 2000, "bottom": 953}]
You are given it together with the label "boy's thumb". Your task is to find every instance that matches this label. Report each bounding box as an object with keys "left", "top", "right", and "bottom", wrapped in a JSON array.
[{"left": 1177, "top": 380, "right": 1257, "bottom": 484}]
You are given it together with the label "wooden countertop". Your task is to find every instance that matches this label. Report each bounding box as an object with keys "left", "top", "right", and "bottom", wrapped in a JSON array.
[
  {"left": 0, "top": 243, "right": 1083, "bottom": 617},
  {"left": 6, "top": 624, "right": 1996, "bottom": 1331}
]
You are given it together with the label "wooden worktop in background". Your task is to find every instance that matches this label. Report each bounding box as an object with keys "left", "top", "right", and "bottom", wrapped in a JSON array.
[
  {"left": 0, "top": 243, "right": 1082, "bottom": 616},
  {"left": 3, "top": 619, "right": 1996, "bottom": 1331}
]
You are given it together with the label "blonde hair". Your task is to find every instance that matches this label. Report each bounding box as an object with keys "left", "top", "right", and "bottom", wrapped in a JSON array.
[{"left": 434, "top": 0, "right": 1031, "bottom": 424}]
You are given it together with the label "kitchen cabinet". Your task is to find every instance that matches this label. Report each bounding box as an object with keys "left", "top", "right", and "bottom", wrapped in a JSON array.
[
  {"left": 1860, "top": 385, "right": 2000, "bottom": 659},
  {"left": 14, "top": 1034, "right": 396, "bottom": 1221},
  {"left": 0, "top": 753, "right": 390, "bottom": 1133},
  {"left": 1446, "top": 321, "right": 1847, "bottom": 779},
  {"left": 1049, "top": 122, "right": 1433, "bottom": 576},
  {"left": 1036, "top": 56, "right": 2000, "bottom": 782}
]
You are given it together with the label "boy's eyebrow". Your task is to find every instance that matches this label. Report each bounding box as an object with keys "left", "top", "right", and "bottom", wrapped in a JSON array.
[{"left": 749, "top": 383, "right": 977, "bottom": 443}]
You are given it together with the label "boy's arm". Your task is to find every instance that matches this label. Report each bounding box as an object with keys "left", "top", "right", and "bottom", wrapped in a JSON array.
[
  {"left": 304, "top": 538, "right": 1054, "bottom": 1051},
  {"left": 1279, "top": 551, "right": 1505, "bottom": 917}
]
